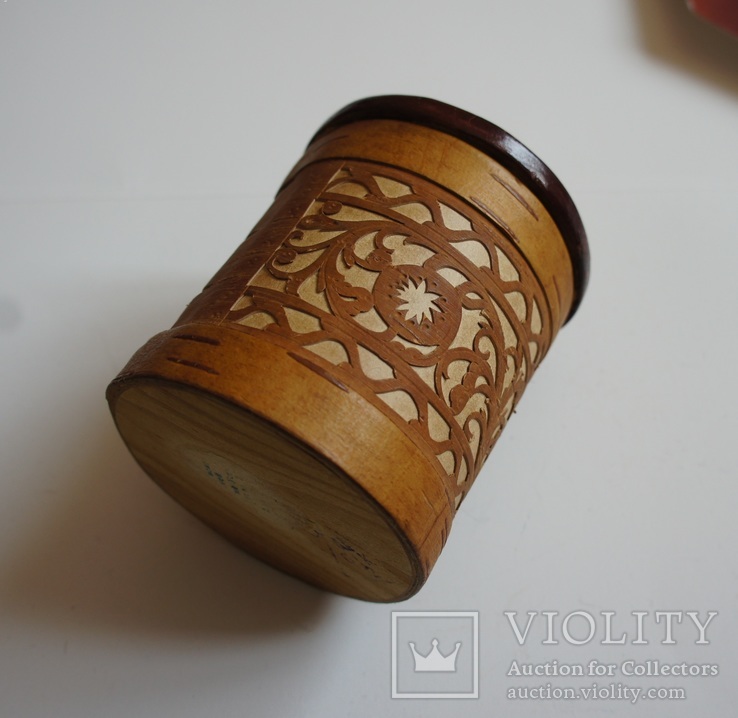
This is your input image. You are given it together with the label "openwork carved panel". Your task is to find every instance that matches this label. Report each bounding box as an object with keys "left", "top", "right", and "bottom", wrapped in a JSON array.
[{"left": 226, "top": 162, "right": 552, "bottom": 508}]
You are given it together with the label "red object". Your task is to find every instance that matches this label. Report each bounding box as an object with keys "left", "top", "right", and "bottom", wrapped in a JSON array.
[{"left": 688, "top": 0, "right": 738, "bottom": 36}]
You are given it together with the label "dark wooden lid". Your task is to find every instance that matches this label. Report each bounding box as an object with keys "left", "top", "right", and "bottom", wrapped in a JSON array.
[{"left": 310, "top": 95, "right": 590, "bottom": 322}]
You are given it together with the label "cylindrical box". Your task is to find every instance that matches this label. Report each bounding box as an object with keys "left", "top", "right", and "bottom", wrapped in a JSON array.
[{"left": 107, "top": 96, "right": 589, "bottom": 602}]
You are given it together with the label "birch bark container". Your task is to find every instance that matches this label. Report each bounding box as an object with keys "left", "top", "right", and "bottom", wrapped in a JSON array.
[{"left": 107, "top": 96, "right": 589, "bottom": 602}]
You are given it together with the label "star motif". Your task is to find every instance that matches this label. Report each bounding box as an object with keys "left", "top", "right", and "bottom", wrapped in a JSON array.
[{"left": 396, "top": 277, "right": 441, "bottom": 324}]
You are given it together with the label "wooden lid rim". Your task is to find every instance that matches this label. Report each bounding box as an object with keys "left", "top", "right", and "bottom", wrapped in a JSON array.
[{"left": 310, "top": 95, "right": 590, "bottom": 321}]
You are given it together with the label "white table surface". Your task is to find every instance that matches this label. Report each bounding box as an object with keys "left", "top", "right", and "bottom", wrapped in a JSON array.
[{"left": 2, "top": 2, "right": 737, "bottom": 716}]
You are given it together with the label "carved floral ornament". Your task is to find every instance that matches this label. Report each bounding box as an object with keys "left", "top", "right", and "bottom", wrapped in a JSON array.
[{"left": 227, "top": 162, "right": 551, "bottom": 509}]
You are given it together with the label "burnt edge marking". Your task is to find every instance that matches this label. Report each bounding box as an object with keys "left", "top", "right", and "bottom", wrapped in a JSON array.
[
  {"left": 552, "top": 274, "right": 564, "bottom": 306},
  {"left": 166, "top": 357, "right": 220, "bottom": 375},
  {"left": 469, "top": 195, "right": 520, "bottom": 245},
  {"left": 490, "top": 173, "right": 539, "bottom": 220},
  {"left": 305, "top": 132, "right": 351, "bottom": 154},
  {"left": 173, "top": 333, "right": 221, "bottom": 346},
  {"left": 287, "top": 351, "right": 350, "bottom": 393}
]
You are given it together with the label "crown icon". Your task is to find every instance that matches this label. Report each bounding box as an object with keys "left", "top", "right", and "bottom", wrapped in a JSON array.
[{"left": 409, "top": 638, "right": 461, "bottom": 672}]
